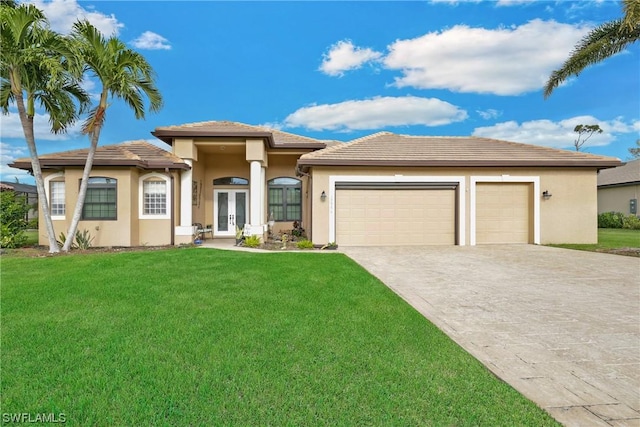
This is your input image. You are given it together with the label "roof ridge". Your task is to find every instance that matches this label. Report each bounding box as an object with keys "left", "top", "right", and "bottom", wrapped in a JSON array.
[
  {"left": 347, "top": 131, "right": 394, "bottom": 144},
  {"left": 301, "top": 131, "right": 395, "bottom": 160}
]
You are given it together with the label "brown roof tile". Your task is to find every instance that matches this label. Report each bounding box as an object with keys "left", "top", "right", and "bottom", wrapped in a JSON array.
[
  {"left": 10, "top": 141, "right": 190, "bottom": 171},
  {"left": 298, "top": 132, "right": 622, "bottom": 168},
  {"left": 597, "top": 159, "right": 640, "bottom": 187},
  {"left": 151, "top": 120, "right": 332, "bottom": 148}
]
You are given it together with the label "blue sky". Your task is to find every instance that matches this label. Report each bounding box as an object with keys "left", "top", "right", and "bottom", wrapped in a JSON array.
[{"left": 1, "top": 0, "right": 638, "bottom": 184}]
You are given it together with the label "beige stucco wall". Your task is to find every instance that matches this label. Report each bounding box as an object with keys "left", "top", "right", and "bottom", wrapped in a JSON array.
[
  {"left": 598, "top": 184, "right": 639, "bottom": 214},
  {"left": 39, "top": 168, "right": 176, "bottom": 248},
  {"left": 40, "top": 168, "right": 135, "bottom": 247},
  {"left": 309, "top": 166, "right": 599, "bottom": 246}
]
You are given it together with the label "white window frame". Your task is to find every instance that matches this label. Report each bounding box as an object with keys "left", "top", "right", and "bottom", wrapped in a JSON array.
[
  {"left": 328, "top": 175, "right": 466, "bottom": 246},
  {"left": 470, "top": 175, "right": 540, "bottom": 246},
  {"left": 44, "top": 172, "right": 65, "bottom": 220},
  {"left": 139, "top": 173, "right": 170, "bottom": 219}
]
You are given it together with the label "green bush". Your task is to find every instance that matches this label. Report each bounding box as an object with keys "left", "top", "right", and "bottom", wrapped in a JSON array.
[
  {"left": 0, "top": 191, "right": 29, "bottom": 248},
  {"left": 598, "top": 211, "right": 625, "bottom": 228},
  {"left": 243, "top": 235, "right": 261, "bottom": 248},
  {"left": 296, "top": 239, "right": 314, "bottom": 250},
  {"left": 57, "top": 229, "right": 95, "bottom": 250},
  {"left": 622, "top": 214, "right": 640, "bottom": 230}
]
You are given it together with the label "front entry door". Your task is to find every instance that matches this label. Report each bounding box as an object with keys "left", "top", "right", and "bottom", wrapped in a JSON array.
[{"left": 214, "top": 190, "right": 248, "bottom": 237}]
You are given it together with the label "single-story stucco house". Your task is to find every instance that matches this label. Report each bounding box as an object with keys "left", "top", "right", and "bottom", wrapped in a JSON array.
[
  {"left": 597, "top": 158, "right": 639, "bottom": 215},
  {"left": 11, "top": 121, "right": 622, "bottom": 248}
]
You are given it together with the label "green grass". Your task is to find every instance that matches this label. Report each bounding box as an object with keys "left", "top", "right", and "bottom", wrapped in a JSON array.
[
  {"left": 1, "top": 249, "right": 558, "bottom": 426},
  {"left": 23, "top": 230, "right": 38, "bottom": 246},
  {"left": 550, "top": 228, "right": 640, "bottom": 252}
]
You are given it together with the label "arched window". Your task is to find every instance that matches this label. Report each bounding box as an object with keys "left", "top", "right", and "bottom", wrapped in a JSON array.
[
  {"left": 139, "top": 173, "right": 170, "bottom": 219},
  {"left": 81, "top": 177, "right": 117, "bottom": 220},
  {"left": 268, "top": 177, "right": 301, "bottom": 221},
  {"left": 213, "top": 177, "right": 248, "bottom": 186}
]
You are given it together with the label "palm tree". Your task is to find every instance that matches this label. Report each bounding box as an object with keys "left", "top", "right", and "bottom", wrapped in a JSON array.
[
  {"left": 544, "top": 0, "right": 640, "bottom": 98},
  {"left": 62, "top": 21, "right": 163, "bottom": 251},
  {"left": 0, "top": 2, "right": 89, "bottom": 253}
]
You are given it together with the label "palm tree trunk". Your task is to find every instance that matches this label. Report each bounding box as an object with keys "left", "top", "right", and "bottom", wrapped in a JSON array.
[
  {"left": 13, "top": 90, "right": 60, "bottom": 253},
  {"left": 62, "top": 126, "right": 101, "bottom": 252}
]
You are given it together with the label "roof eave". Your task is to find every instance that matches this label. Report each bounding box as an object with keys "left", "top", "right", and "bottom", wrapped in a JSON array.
[
  {"left": 151, "top": 130, "right": 275, "bottom": 146},
  {"left": 9, "top": 159, "right": 190, "bottom": 171},
  {"left": 597, "top": 181, "right": 640, "bottom": 188},
  {"left": 297, "top": 159, "right": 624, "bottom": 168},
  {"left": 151, "top": 129, "right": 326, "bottom": 150}
]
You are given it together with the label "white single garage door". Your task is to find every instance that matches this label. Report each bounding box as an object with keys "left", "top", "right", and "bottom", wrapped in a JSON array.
[
  {"left": 476, "top": 183, "right": 531, "bottom": 244},
  {"left": 336, "top": 186, "right": 456, "bottom": 246}
]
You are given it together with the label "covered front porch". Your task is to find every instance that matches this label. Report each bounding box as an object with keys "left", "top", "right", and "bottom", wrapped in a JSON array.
[{"left": 150, "top": 122, "right": 325, "bottom": 246}]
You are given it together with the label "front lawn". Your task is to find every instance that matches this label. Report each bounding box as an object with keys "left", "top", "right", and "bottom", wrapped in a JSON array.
[
  {"left": 1, "top": 248, "right": 558, "bottom": 426},
  {"left": 550, "top": 228, "right": 640, "bottom": 255}
]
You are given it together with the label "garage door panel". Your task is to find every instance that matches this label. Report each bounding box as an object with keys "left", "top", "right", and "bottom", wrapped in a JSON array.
[
  {"left": 476, "top": 183, "right": 531, "bottom": 244},
  {"left": 336, "top": 189, "right": 455, "bottom": 246}
]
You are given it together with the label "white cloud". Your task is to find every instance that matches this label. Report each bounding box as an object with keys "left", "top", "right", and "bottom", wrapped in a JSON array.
[
  {"left": 130, "top": 31, "right": 172, "bottom": 50},
  {"left": 0, "top": 110, "right": 83, "bottom": 141},
  {"left": 0, "top": 142, "right": 33, "bottom": 183},
  {"left": 29, "top": 0, "right": 124, "bottom": 36},
  {"left": 496, "top": 0, "right": 536, "bottom": 6},
  {"left": 258, "top": 122, "right": 284, "bottom": 131},
  {"left": 477, "top": 109, "right": 502, "bottom": 120},
  {"left": 383, "top": 19, "right": 591, "bottom": 95},
  {"left": 319, "top": 40, "right": 382, "bottom": 76},
  {"left": 472, "top": 116, "right": 640, "bottom": 150},
  {"left": 284, "top": 96, "right": 468, "bottom": 131}
]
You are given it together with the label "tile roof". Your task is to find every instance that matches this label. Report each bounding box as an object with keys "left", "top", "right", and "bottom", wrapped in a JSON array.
[
  {"left": 597, "top": 159, "right": 640, "bottom": 187},
  {"left": 152, "top": 120, "right": 338, "bottom": 148},
  {"left": 0, "top": 181, "right": 37, "bottom": 193},
  {"left": 10, "top": 141, "right": 190, "bottom": 171},
  {"left": 298, "top": 132, "right": 622, "bottom": 168}
]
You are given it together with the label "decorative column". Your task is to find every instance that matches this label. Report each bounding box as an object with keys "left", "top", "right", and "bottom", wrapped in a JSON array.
[
  {"left": 249, "top": 160, "right": 262, "bottom": 236},
  {"left": 260, "top": 166, "right": 266, "bottom": 226},
  {"left": 175, "top": 159, "right": 193, "bottom": 243}
]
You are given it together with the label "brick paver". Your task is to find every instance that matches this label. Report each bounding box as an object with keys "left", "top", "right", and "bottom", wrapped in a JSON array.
[{"left": 340, "top": 245, "right": 640, "bottom": 427}]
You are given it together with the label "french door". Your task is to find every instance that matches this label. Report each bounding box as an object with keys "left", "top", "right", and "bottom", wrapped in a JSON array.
[{"left": 213, "top": 190, "right": 248, "bottom": 237}]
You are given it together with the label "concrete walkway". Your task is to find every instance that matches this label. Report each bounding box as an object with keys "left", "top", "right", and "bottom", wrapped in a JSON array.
[{"left": 340, "top": 245, "right": 640, "bottom": 427}]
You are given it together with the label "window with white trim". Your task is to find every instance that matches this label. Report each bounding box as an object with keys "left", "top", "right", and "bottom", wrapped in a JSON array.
[
  {"left": 139, "top": 173, "right": 171, "bottom": 219},
  {"left": 268, "top": 177, "right": 301, "bottom": 221},
  {"left": 50, "top": 181, "right": 65, "bottom": 216},
  {"left": 143, "top": 180, "right": 167, "bottom": 215}
]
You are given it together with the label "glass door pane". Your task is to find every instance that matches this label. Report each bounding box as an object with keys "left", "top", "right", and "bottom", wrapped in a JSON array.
[
  {"left": 235, "top": 192, "right": 246, "bottom": 229},
  {"left": 217, "top": 192, "right": 228, "bottom": 231}
]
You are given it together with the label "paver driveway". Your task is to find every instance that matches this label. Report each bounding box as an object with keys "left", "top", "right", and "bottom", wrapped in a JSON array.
[{"left": 340, "top": 245, "right": 640, "bottom": 427}]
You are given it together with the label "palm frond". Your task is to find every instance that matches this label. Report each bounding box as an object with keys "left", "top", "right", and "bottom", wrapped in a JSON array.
[{"left": 544, "top": 19, "right": 640, "bottom": 98}]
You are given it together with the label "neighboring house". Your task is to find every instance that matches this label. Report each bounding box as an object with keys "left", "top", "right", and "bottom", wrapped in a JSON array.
[
  {"left": 0, "top": 181, "right": 38, "bottom": 222},
  {"left": 597, "top": 158, "right": 640, "bottom": 215},
  {"left": 11, "top": 121, "right": 621, "bottom": 247}
]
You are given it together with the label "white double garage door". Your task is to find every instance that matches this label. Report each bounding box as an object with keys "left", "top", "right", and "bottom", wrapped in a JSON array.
[{"left": 334, "top": 178, "right": 534, "bottom": 246}]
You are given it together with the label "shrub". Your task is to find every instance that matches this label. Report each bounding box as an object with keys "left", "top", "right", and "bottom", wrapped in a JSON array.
[
  {"left": 0, "top": 191, "right": 29, "bottom": 248},
  {"left": 291, "top": 221, "right": 306, "bottom": 239},
  {"left": 598, "top": 211, "right": 625, "bottom": 228},
  {"left": 296, "top": 239, "right": 314, "bottom": 250},
  {"left": 74, "top": 229, "right": 95, "bottom": 249},
  {"left": 57, "top": 229, "right": 95, "bottom": 250},
  {"left": 622, "top": 214, "right": 640, "bottom": 230},
  {"left": 243, "top": 235, "right": 261, "bottom": 248}
]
